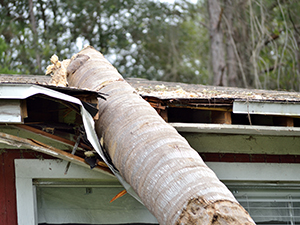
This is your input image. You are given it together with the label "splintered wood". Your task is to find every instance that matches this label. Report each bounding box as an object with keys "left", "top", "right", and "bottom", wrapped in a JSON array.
[
  {"left": 211, "top": 111, "right": 232, "bottom": 124},
  {"left": 46, "top": 54, "right": 71, "bottom": 87}
]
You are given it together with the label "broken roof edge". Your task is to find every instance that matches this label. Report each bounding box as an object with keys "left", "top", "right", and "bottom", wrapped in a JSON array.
[
  {"left": 0, "top": 83, "right": 111, "bottom": 171},
  {"left": 0, "top": 131, "right": 111, "bottom": 174},
  {"left": 0, "top": 83, "right": 142, "bottom": 203}
]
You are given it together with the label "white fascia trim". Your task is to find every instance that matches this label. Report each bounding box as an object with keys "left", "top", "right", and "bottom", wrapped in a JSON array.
[
  {"left": 233, "top": 100, "right": 300, "bottom": 116},
  {"left": 170, "top": 122, "right": 300, "bottom": 136}
]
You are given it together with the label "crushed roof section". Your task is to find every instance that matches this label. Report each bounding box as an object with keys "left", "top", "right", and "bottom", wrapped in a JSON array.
[
  {"left": 0, "top": 82, "right": 142, "bottom": 203},
  {"left": 1, "top": 74, "right": 300, "bottom": 102}
]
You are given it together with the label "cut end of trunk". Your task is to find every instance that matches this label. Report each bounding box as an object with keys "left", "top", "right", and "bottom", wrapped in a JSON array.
[{"left": 177, "top": 198, "right": 255, "bottom": 225}]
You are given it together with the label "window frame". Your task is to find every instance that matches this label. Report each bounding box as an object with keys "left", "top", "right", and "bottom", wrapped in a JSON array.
[{"left": 14, "top": 159, "right": 118, "bottom": 225}]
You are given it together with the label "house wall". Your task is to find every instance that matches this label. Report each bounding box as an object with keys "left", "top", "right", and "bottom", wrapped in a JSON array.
[
  {"left": 180, "top": 132, "right": 300, "bottom": 155},
  {"left": 15, "top": 159, "right": 158, "bottom": 225},
  {"left": 2, "top": 131, "right": 299, "bottom": 225},
  {"left": 0, "top": 149, "right": 53, "bottom": 225}
]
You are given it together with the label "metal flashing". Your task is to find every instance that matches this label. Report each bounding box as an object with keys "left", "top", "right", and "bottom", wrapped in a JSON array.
[{"left": 233, "top": 100, "right": 300, "bottom": 116}]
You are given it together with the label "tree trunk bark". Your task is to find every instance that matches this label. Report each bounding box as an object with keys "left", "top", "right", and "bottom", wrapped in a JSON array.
[
  {"left": 66, "top": 46, "right": 255, "bottom": 225},
  {"left": 294, "top": 31, "right": 300, "bottom": 91},
  {"left": 208, "top": 0, "right": 227, "bottom": 86},
  {"left": 224, "top": 0, "right": 238, "bottom": 87},
  {"left": 28, "top": 0, "right": 41, "bottom": 74}
]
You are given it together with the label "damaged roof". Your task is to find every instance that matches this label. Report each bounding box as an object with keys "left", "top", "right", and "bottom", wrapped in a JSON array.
[
  {"left": 1, "top": 74, "right": 300, "bottom": 102},
  {"left": 0, "top": 80, "right": 141, "bottom": 203}
]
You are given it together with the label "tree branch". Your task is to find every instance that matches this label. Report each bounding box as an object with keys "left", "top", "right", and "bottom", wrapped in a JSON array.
[
  {"left": 287, "top": 7, "right": 300, "bottom": 36},
  {"left": 264, "top": 30, "right": 283, "bottom": 45},
  {"left": 216, "top": 7, "right": 224, "bottom": 29}
]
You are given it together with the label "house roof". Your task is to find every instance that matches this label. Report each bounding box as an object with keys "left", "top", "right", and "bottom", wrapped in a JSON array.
[
  {"left": 3, "top": 74, "right": 300, "bottom": 122},
  {"left": 0, "top": 74, "right": 100, "bottom": 98},
  {"left": 1, "top": 74, "right": 300, "bottom": 129},
  {"left": 0, "top": 83, "right": 110, "bottom": 171},
  {"left": 1, "top": 74, "right": 300, "bottom": 102}
]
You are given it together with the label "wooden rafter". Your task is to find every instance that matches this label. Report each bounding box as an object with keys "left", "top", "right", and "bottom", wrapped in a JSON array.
[
  {"left": 15, "top": 124, "right": 93, "bottom": 150},
  {"left": 0, "top": 131, "right": 113, "bottom": 176}
]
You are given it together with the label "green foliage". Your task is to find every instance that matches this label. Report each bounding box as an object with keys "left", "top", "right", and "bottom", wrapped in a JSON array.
[
  {"left": 1, "top": 0, "right": 300, "bottom": 91},
  {"left": 0, "top": 0, "right": 209, "bottom": 84},
  {"left": 0, "top": 36, "right": 19, "bottom": 74},
  {"left": 218, "top": 0, "right": 300, "bottom": 91}
]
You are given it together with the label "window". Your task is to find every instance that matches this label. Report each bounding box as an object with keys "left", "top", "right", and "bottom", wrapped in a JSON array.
[
  {"left": 35, "top": 185, "right": 158, "bottom": 224},
  {"left": 207, "top": 162, "right": 300, "bottom": 225},
  {"left": 15, "top": 159, "right": 158, "bottom": 225},
  {"left": 228, "top": 184, "right": 300, "bottom": 224}
]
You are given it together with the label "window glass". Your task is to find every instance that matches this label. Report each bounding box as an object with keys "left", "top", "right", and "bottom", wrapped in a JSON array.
[
  {"left": 36, "top": 186, "right": 158, "bottom": 225},
  {"left": 228, "top": 184, "right": 300, "bottom": 225}
]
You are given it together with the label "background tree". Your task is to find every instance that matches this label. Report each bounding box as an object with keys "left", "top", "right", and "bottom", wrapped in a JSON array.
[
  {"left": 204, "top": 0, "right": 300, "bottom": 91},
  {"left": 207, "top": 0, "right": 227, "bottom": 86},
  {"left": 1, "top": 0, "right": 300, "bottom": 91},
  {"left": 0, "top": 0, "right": 207, "bottom": 84}
]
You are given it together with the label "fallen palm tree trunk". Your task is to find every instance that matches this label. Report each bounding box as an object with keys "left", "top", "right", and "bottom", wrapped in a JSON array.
[{"left": 63, "top": 46, "right": 255, "bottom": 224}]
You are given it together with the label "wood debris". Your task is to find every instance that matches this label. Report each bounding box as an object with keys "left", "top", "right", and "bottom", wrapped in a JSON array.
[{"left": 46, "top": 54, "right": 71, "bottom": 87}]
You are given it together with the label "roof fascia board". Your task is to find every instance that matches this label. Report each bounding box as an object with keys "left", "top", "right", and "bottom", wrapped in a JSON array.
[
  {"left": 0, "top": 125, "right": 74, "bottom": 150},
  {"left": 170, "top": 122, "right": 300, "bottom": 136},
  {"left": 233, "top": 100, "right": 300, "bottom": 116}
]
